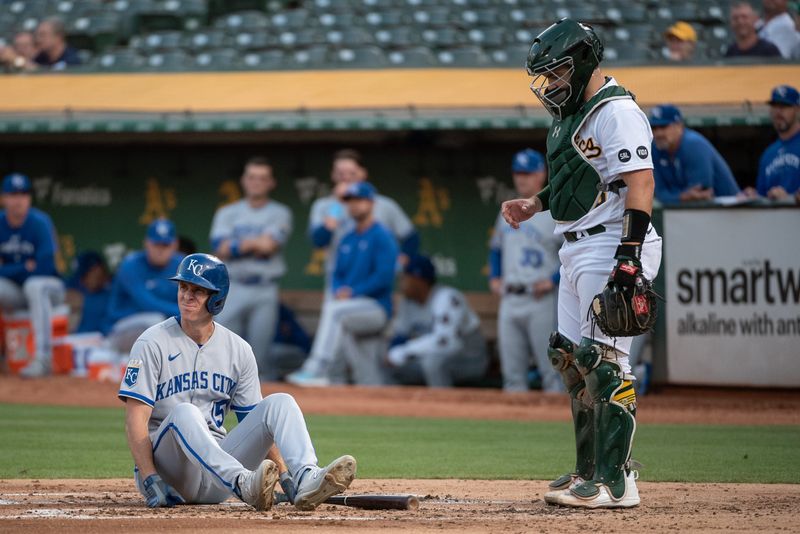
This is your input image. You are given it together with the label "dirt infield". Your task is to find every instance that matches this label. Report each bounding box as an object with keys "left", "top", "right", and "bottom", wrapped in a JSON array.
[
  {"left": 1, "top": 478, "right": 798, "bottom": 533},
  {"left": 2, "top": 376, "right": 800, "bottom": 532}
]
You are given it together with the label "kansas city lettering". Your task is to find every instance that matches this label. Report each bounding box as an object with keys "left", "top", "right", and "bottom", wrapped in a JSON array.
[{"left": 155, "top": 372, "right": 237, "bottom": 401}]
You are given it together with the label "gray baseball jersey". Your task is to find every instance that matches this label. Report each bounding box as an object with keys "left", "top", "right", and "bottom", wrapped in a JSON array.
[
  {"left": 309, "top": 193, "right": 413, "bottom": 278},
  {"left": 118, "top": 317, "right": 262, "bottom": 440},
  {"left": 391, "top": 285, "right": 482, "bottom": 359},
  {"left": 210, "top": 199, "right": 293, "bottom": 283},
  {"left": 490, "top": 210, "right": 560, "bottom": 286}
]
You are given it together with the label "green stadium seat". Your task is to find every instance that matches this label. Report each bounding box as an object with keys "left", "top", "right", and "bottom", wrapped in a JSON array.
[
  {"left": 364, "top": 10, "right": 406, "bottom": 27},
  {"left": 360, "top": 0, "right": 396, "bottom": 9},
  {"left": 317, "top": 11, "right": 361, "bottom": 28},
  {"left": 193, "top": 48, "right": 239, "bottom": 71},
  {"left": 603, "top": 45, "right": 653, "bottom": 63},
  {"left": 511, "top": 28, "right": 536, "bottom": 45},
  {"left": 437, "top": 46, "right": 490, "bottom": 66},
  {"left": 144, "top": 49, "right": 193, "bottom": 71},
  {"left": 233, "top": 31, "right": 275, "bottom": 50},
  {"left": 277, "top": 29, "right": 319, "bottom": 49},
  {"left": 238, "top": 49, "right": 285, "bottom": 70},
  {"left": 129, "top": 30, "right": 183, "bottom": 53},
  {"left": 387, "top": 46, "right": 437, "bottom": 67},
  {"left": 66, "top": 11, "right": 121, "bottom": 52},
  {"left": 458, "top": 9, "right": 500, "bottom": 27},
  {"left": 412, "top": 8, "right": 452, "bottom": 27},
  {"left": 374, "top": 26, "right": 420, "bottom": 47},
  {"left": 467, "top": 27, "right": 506, "bottom": 47},
  {"left": 133, "top": 1, "right": 184, "bottom": 33},
  {"left": 185, "top": 29, "right": 228, "bottom": 50},
  {"left": 325, "top": 28, "right": 374, "bottom": 46},
  {"left": 288, "top": 46, "right": 328, "bottom": 69},
  {"left": 93, "top": 48, "right": 145, "bottom": 71},
  {"left": 508, "top": 7, "right": 547, "bottom": 27},
  {"left": 421, "top": 27, "right": 463, "bottom": 47},
  {"left": 214, "top": 10, "right": 271, "bottom": 31},
  {"left": 488, "top": 45, "right": 530, "bottom": 67},
  {"left": 333, "top": 46, "right": 389, "bottom": 68},
  {"left": 209, "top": 0, "right": 267, "bottom": 18},
  {"left": 405, "top": 0, "right": 441, "bottom": 7},
  {"left": 270, "top": 9, "right": 309, "bottom": 29}
]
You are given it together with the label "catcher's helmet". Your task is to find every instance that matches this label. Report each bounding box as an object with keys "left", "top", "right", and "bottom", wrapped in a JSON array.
[
  {"left": 526, "top": 18, "right": 604, "bottom": 120},
  {"left": 169, "top": 253, "right": 229, "bottom": 315}
]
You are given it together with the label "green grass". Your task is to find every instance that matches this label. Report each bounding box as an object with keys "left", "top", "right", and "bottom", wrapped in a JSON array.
[{"left": 2, "top": 403, "right": 798, "bottom": 483}]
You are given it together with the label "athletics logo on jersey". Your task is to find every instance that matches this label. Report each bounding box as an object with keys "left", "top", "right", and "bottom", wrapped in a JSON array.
[
  {"left": 636, "top": 146, "right": 649, "bottom": 159},
  {"left": 124, "top": 359, "right": 142, "bottom": 387},
  {"left": 618, "top": 149, "right": 631, "bottom": 162}
]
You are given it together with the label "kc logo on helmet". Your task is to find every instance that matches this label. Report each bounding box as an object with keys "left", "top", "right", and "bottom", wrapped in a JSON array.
[{"left": 187, "top": 258, "right": 205, "bottom": 276}]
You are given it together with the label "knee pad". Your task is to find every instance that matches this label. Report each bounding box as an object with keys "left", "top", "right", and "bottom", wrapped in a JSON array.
[{"left": 547, "top": 332, "right": 582, "bottom": 396}]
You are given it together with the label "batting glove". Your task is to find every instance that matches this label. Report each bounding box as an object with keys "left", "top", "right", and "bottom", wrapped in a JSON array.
[
  {"left": 279, "top": 471, "right": 297, "bottom": 504},
  {"left": 142, "top": 474, "right": 184, "bottom": 508}
]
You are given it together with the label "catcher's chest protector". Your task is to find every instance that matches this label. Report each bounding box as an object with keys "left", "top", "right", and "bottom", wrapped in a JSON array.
[{"left": 545, "top": 85, "right": 631, "bottom": 222}]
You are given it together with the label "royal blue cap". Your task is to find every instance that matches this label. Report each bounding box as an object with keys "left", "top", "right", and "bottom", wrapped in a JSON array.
[
  {"left": 768, "top": 85, "right": 799, "bottom": 106},
  {"left": 146, "top": 218, "right": 177, "bottom": 244},
  {"left": 2, "top": 173, "right": 31, "bottom": 194},
  {"left": 648, "top": 104, "right": 683, "bottom": 127},
  {"left": 342, "top": 181, "right": 376, "bottom": 200},
  {"left": 404, "top": 254, "right": 436, "bottom": 284},
  {"left": 512, "top": 149, "right": 545, "bottom": 173}
]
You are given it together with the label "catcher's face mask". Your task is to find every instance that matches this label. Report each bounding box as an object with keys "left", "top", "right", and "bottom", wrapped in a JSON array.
[{"left": 529, "top": 58, "right": 575, "bottom": 121}]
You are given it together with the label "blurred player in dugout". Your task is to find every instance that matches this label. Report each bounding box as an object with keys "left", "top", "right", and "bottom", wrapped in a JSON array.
[
  {"left": 210, "top": 156, "right": 292, "bottom": 382},
  {"left": 0, "top": 173, "right": 65, "bottom": 377},
  {"left": 386, "top": 254, "right": 488, "bottom": 388},
  {"left": 489, "top": 150, "right": 562, "bottom": 393}
]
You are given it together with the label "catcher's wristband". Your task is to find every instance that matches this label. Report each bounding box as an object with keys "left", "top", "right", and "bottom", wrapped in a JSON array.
[{"left": 621, "top": 208, "right": 650, "bottom": 244}]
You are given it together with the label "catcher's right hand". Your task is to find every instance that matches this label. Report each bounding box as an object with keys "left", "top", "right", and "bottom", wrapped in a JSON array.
[
  {"left": 501, "top": 198, "right": 539, "bottom": 229},
  {"left": 142, "top": 474, "right": 184, "bottom": 508}
]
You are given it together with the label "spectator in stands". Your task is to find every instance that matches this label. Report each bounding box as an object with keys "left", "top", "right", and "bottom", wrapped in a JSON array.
[
  {"left": 386, "top": 255, "right": 487, "bottom": 388},
  {"left": 725, "top": 2, "right": 783, "bottom": 56},
  {"left": 0, "top": 173, "right": 65, "bottom": 377},
  {"left": 210, "top": 156, "right": 293, "bottom": 381},
  {"left": 743, "top": 85, "right": 800, "bottom": 200},
  {"left": 33, "top": 17, "right": 81, "bottom": 70},
  {"left": 649, "top": 104, "right": 741, "bottom": 204},
  {"left": 287, "top": 182, "right": 398, "bottom": 387},
  {"left": 65, "top": 251, "right": 112, "bottom": 334},
  {"left": 106, "top": 219, "right": 183, "bottom": 354},
  {"left": 0, "top": 31, "right": 38, "bottom": 72},
  {"left": 663, "top": 21, "right": 698, "bottom": 61},
  {"left": 758, "top": 0, "right": 800, "bottom": 57},
  {"left": 308, "top": 148, "right": 418, "bottom": 284}
]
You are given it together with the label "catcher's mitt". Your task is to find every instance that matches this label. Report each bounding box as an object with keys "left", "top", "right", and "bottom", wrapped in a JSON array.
[{"left": 591, "top": 261, "right": 658, "bottom": 337}]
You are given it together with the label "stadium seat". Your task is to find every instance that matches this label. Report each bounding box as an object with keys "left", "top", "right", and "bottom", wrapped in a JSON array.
[
  {"left": 326, "top": 28, "right": 374, "bottom": 46},
  {"left": 129, "top": 30, "right": 183, "bottom": 53},
  {"left": 467, "top": 27, "right": 506, "bottom": 47},
  {"left": 208, "top": 0, "right": 266, "bottom": 18},
  {"left": 511, "top": 28, "right": 536, "bottom": 45},
  {"left": 317, "top": 11, "right": 360, "bottom": 28},
  {"left": 288, "top": 46, "right": 329, "bottom": 69},
  {"left": 215, "top": 10, "right": 271, "bottom": 30},
  {"left": 421, "top": 27, "right": 463, "bottom": 47},
  {"left": 374, "top": 26, "right": 420, "bottom": 47},
  {"left": 488, "top": 45, "right": 530, "bottom": 67},
  {"left": 144, "top": 49, "right": 193, "bottom": 71},
  {"left": 333, "top": 46, "right": 389, "bottom": 68},
  {"left": 387, "top": 46, "right": 437, "bottom": 67},
  {"left": 437, "top": 46, "right": 490, "bottom": 66},
  {"left": 239, "top": 49, "right": 285, "bottom": 70},
  {"left": 185, "top": 29, "right": 228, "bottom": 50},
  {"left": 276, "top": 29, "right": 319, "bottom": 49},
  {"left": 603, "top": 45, "right": 652, "bottom": 63},
  {"left": 270, "top": 9, "right": 309, "bottom": 29},
  {"left": 364, "top": 10, "right": 406, "bottom": 27},
  {"left": 359, "top": 0, "right": 396, "bottom": 9},
  {"left": 66, "top": 11, "right": 121, "bottom": 52},
  {"left": 92, "top": 48, "right": 146, "bottom": 71},
  {"left": 193, "top": 48, "right": 239, "bottom": 71},
  {"left": 232, "top": 31, "right": 275, "bottom": 50},
  {"left": 412, "top": 8, "right": 452, "bottom": 27},
  {"left": 458, "top": 9, "right": 500, "bottom": 27},
  {"left": 132, "top": 0, "right": 191, "bottom": 33},
  {"left": 508, "top": 7, "right": 547, "bottom": 27}
]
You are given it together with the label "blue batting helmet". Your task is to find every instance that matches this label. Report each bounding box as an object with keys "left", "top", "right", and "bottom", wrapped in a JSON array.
[{"left": 169, "top": 253, "right": 229, "bottom": 315}]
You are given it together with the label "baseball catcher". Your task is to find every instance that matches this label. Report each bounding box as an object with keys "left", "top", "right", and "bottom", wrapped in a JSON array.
[{"left": 502, "top": 18, "right": 662, "bottom": 508}]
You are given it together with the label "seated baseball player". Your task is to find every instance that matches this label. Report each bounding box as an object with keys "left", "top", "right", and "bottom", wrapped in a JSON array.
[
  {"left": 118, "top": 253, "right": 356, "bottom": 510},
  {"left": 0, "top": 173, "right": 65, "bottom": 378},
  {"left": 287, "top": 181, "right": 399, "bottom": 386},
  {"left": 386, "top": 255, "right": 488, "bottom": 388},
  {"left": 105, "top": 219, "right": 184, "bottom": 355}
]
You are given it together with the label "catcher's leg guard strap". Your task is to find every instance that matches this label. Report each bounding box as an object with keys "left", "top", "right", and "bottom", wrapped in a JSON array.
[
  {"left": 548, "top": 332, "right": 594, "bottom": 481},
  {"left": 573, "top": 353, "right": 637, "bottom": 501}
]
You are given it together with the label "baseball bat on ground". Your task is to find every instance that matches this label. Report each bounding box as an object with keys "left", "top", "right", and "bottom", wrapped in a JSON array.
[{"left": 274, "top": 492, "right": 419, "bottom": 510}]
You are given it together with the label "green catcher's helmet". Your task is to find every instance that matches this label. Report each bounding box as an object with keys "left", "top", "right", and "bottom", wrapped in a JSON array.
[{"left": 526, "top": 18, "right": 604, "bottom": 120}]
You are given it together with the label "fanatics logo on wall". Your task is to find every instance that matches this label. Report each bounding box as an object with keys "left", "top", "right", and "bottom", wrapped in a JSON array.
[
  {"left": 618, "top": 149, "right": 631, "bottom": 162},
  {"left": 636, "top": 146, "right": 649, "bottom": 159}
]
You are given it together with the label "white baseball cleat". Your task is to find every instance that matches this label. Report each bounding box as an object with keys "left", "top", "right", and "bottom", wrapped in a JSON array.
[
  {"left": 286, "top": 369, "right": 331, "bottom": 387},
  {"left": 19, "top": 358, "right": 51, "bottom": 379},
  {"left": 543, "top": 474, "right": 584, "bottom": 505},
  {"left": 237, "top": 459, "right": 279, "bottom": 511},
  {"left": 294, "top": 455, "right": 357, "bottom": 511},
  {"left": 555, "top": 470, "right": 640, "bottom": 509}
]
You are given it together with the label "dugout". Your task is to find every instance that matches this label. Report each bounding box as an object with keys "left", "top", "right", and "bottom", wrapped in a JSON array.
[{"left": 0, "top": 64, "right": 796, "bottom": 387}]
